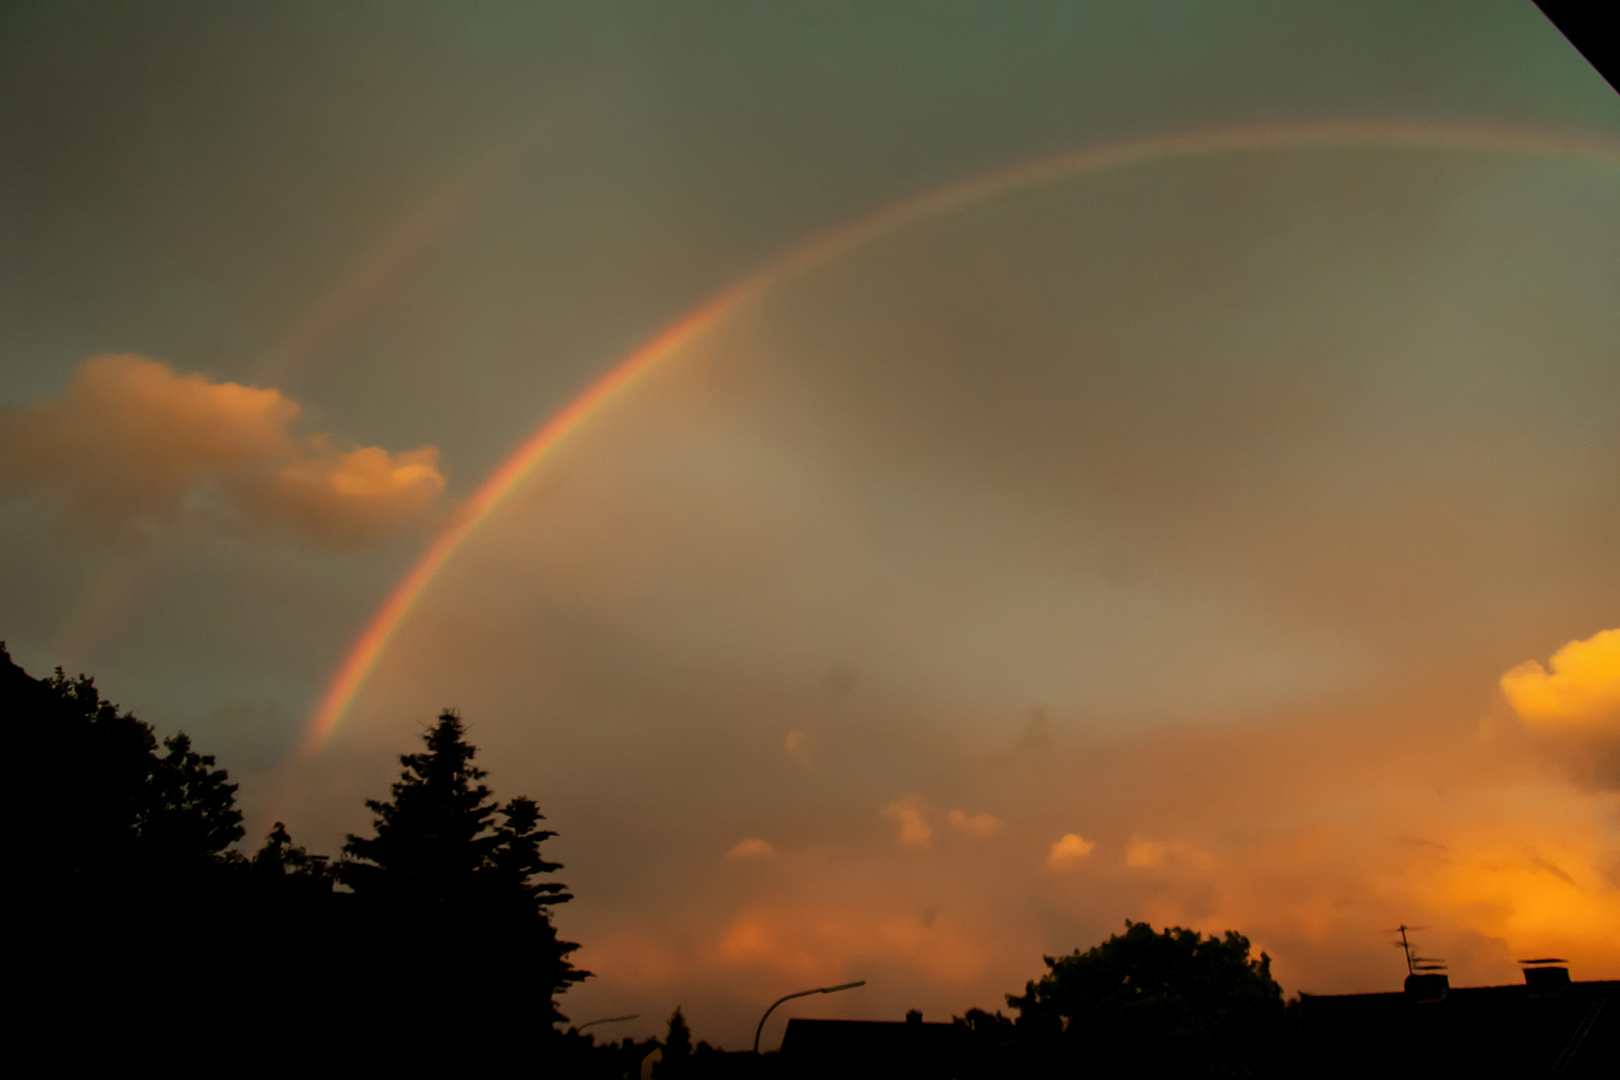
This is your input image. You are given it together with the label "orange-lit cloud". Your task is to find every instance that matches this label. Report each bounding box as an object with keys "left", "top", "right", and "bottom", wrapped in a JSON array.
[
  {"left": 727, "top": 838, "right": 775, "bottom": 860},
  {"left": 884, "top": 794, "right": 933, "bottom": 849},
  {"left": 264, "top": 439, "right": 444, "bottom": 545},
  {"left": 1117, "top": 772, "right": 1620, "bottom": 990},
  {"left": 0, "top": 354, "right": 444, "bottom": 545},
  {"left": 1125, "top": 835, "right": 1213, "bottom": 869},
  {"left": 713, "top": 904, "right": 984, "bottom": 986},
  {"left": 881, "top": 799, "right": 1002, "bottom": 847},
  {"left": 1046, "top": 833, "right": 1095, "bottom": 868},
  {"left": 947, "top": 809, "right": 1002, "bottom": 838},
  {"left": 1501, "top": 629, "right": 1620, "bottom": 737}
]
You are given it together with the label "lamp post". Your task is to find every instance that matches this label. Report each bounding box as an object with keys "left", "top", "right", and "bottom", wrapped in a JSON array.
[
  {"left": 752, "top": 981, "right": 866, "bottom": 1054},
  {"left": 576, "top": 1014, "right": 639, "bottom": 1032}
]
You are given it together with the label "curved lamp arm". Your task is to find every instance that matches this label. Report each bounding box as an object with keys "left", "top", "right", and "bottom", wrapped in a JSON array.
[
  {"left": 753, "top": 981, "right": 866, "bottom": 1054},
  {"left": 576, "top": 1014, "right": 638, "bottom": 1032}
]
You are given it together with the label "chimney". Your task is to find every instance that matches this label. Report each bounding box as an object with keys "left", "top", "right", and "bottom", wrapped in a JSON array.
[
  {"left": 905, "top": 1010, "right": 922, "bottom": 1025},
  {"left": 1403, "top": 973, "right": 1449, "bottom": 1003},
  {"left": 1519, "top": 959, "right": 1570, "bottom": 998}
]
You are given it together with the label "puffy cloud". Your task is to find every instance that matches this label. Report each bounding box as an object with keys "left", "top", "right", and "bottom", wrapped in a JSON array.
[
  {"left": 727, "top": 838, "right": 775, "bottom": 860},
  {"left": 1501, "top": 629, "right": 1620, "bottom": 737},
  {"left": 1125, "top": 835, "right": 1214, "bottom": 870},
  {"left": 1046, "top": 833, "right": 1095, "bottom": 868},
  {"left": 1125, "top": 836, "right": 1173, "bottom": 869},
  {"left": 1, "top": 354, "right": 294, "bottom": 514},
  {"left": 0, "top": 354, "right": 444, "bottom": 545},
  {"left": 883, "top": 799, "right": 1000, "bottom": 847},
  {"left": 263, "top": 439, "right": 444, "bottom": 545},
  {"left": 947, "top": 809, "right": 1002, "bottom": 838},
  {"left": 883, "top": 794, "right": 933, "bottom": 849}
]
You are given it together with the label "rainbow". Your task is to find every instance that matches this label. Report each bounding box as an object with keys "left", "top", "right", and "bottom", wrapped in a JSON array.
[
  {"left": 258, "top": 142, "right": 521, "bottom": 386},
  {"left": 301, "top": 118, "right": 1620, "bottom": 754},
  {"left": 50, "top": 137, "right": 541, "bottom": 672}
]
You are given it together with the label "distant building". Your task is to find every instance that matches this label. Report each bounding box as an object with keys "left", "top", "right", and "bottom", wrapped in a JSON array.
[
  {"left": 778, "top": 1010, "right": 960, "bottom": 1078},
  {"left": 760, "top": 968, "right": 1615, "bottom": 1078},
  {"left": 1294, "top": 964, "right": 1616, "bottom": 1077}
]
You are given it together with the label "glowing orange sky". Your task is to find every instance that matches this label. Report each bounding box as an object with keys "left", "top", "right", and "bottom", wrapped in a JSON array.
[
  {"left": 275, "top": 142, "right": 1619, "bottom": 1045},
  {"left": 2, "top": 3, "right": 1616, "bottom": 1052}
]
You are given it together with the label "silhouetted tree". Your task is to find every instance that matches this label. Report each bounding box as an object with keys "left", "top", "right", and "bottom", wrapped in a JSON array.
[
  {"left": 489, "top": 794, "right": 574, "bottom": 911},
  {"left": 5, "top": 644, "right": 313, "bottom": 1064},
  {"left": 1006, "top": 920, "right": 1284, "bottom": 1077},
  {"left": 7, "top": 645, "right": 240, "bottom": 882},
  {"left": 342, "top": 711, "right": 496, "bottom": 898},
  {"left": 654, "top": 1007, "right": 694, "bottom": 1078},
  {"left": 252, "top": 821, "right": 331, "bottom": 878},
  {"left": 952, "top": 1006, "right": 1019, "bottom": 1074},
  {"left": 143, "top": 730, "right": 244, "bottom": 864},
  {"left": 7, "top": 647, "right": 610, "bottom": 1069},
  {"left": 340, "top": 710, "right": 586, "bottom": 1054}
]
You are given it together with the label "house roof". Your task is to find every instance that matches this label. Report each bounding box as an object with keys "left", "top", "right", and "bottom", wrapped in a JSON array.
[
  {"left": 778, "top": 1017, "right": 961, "bottom": 1077},
  {"left": 1294, "top": 975, "right": 1616, "bottom": 1078}
]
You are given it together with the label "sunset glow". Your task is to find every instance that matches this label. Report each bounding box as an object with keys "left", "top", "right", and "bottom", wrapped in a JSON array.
[{"left": 6, "top": 4, "right": 1617, "bottom": 1054}]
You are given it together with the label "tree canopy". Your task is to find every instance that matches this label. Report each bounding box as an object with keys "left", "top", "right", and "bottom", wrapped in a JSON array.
[
  {"left": 7, "top": 644, "right": 243, "bottom": 882},
  {"left": 1006, "top": 920, "right": 1285, "bottom": 1076},
  {"left": 8, "top": 646, "right": 588, "bottom": 1068}
]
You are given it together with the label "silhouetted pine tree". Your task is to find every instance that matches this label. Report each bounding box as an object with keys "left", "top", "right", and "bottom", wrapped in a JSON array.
[
  {"left": 342, "top": 711, "right": 497, "bottom": 901},
  {"left": 654, "top": 1007, "right": 694, "bottom": 1078},
  {"left": 340, "top": 710, "right": 586, "bottom": 1052}
]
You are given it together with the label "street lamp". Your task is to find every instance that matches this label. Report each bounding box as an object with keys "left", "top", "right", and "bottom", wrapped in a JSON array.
[
  {"left": 752, "top": 981, "right": 867, "bottom": 1053},
  {"left": 576, "top": 1014, "right": 639, "bottom": 1032}
]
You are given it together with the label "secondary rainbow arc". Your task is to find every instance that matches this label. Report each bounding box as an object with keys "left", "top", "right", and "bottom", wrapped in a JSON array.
[{"left": 302, "top": 118, "right": 1620, "bottom": 755}]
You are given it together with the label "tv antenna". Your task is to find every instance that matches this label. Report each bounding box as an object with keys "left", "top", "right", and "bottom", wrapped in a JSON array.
[{"left": 1388, "top": 925, "right": 1447, "bottom": 976}]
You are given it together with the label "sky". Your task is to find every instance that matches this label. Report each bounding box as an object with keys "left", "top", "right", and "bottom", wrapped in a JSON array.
[{"left": 2, "top": 0, "right": 1618, "bottom": 1049}]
